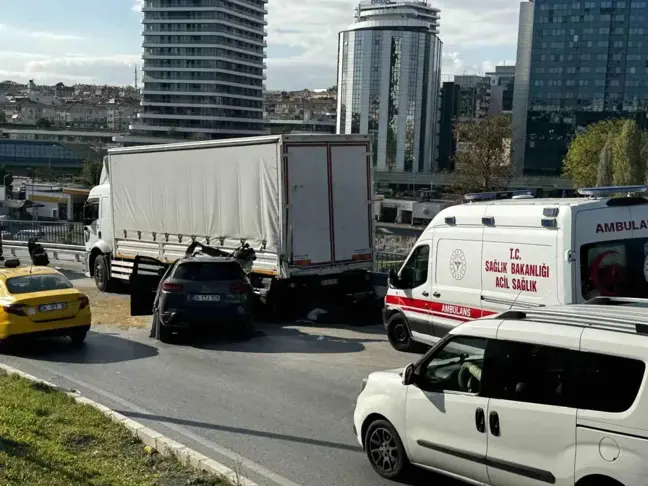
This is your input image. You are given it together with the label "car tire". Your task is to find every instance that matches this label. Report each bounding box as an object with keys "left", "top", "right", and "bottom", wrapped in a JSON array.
[
  {"left": 157, "top": 320, "right": 174, "bottom": 344},
  {"left": 386, "top": 314, "right": 424, "bottom": 353},
  {"left": 69, "top": 329, "right": 88, "bottom": 346},
  {"left": 93, "top": 255, "right": 114, "bottom": 293},
  {"left": 364, "top": 419, "right": 409, "bottom": 480}
]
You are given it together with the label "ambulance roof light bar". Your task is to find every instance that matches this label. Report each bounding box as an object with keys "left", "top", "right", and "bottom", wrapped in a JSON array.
[
  {"left": 577, "top": 185, "right": 647, "bottom": 197},
  {"left": 464, "top": 190, "right": 534, "bottom": 202}
]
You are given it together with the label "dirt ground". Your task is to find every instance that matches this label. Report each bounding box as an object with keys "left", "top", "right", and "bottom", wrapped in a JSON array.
[{"left": 84, "top": 287, "right": 151, "bottom": 329}]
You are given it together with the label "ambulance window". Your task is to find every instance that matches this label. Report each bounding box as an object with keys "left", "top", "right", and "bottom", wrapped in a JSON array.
[
  {"left": 580, "top": 238, "right": 648, "bottom": 299},
  {"left": 400, "top": 245, "right": 430, "bottom": 288}
]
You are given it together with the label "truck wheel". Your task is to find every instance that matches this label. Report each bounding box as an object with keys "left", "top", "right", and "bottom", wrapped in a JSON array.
[
  {"left": 386, "top": 314, "right": 425, "bottom": 353},
  {"left": 93, "top": 255, "right": 114, "bottom": 292}
]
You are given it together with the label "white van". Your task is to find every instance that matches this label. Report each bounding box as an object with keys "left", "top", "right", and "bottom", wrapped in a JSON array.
[{"left": 384, "top": 185, "right": 648, "bottom": 352}]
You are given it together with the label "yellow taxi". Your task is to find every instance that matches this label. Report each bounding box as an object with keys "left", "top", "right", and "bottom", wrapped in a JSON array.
[{"left": 0, "top": 261, "right": 91, "bottom": 344}]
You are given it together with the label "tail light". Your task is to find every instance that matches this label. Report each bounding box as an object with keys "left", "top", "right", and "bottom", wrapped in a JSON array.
[
  {"left": 162, "top": 281, "right": 183, "bottom": 293},
  {"left": 4, "top": 304, "right": 26, "bottom": 316},
  {"left": 78, "top": 295, "right": 90, "bottom": 309},
  {"left": 230, "top": 282, "right": 250, "bottom": 294}
]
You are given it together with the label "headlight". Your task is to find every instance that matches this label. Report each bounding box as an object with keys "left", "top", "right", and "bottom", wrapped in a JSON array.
[{"left": 360, "top": 377, "right": 368, "bottom": 394}]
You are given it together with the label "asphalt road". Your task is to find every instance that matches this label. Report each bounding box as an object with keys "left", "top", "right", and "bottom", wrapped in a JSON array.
[{"left": 0, "top": 274, "right": 448, "bottom": 486}]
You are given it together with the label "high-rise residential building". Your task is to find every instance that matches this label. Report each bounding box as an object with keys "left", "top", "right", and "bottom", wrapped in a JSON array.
[
  {"left": 454, "top": 75, "right": 493, "bottom": 120},
  {"left": 132, "top": 0, "right": 267, "bottom": 140},
  {"left": 486, "top": 65, "right": 516, "bottom": 115},
  {"left": 336, "top": 0, "right": 443, "bottom": 173},
  {"left": 513, "top": 0, "right": 648, "bottom": 177}
]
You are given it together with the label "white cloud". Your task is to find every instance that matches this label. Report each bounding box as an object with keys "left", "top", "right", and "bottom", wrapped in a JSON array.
[
  {"left": 1, "top": 0, "right": 520, "bottom": 89},
  {"left": 442, "top": 52, "right": 516, "bottom": 77},
  {"left": 266, "top": 0, "right": 518, "bottom": 69},
  {"left": 0, "top": 52, "right": 140, "bottom": 85},
  {"left": 132, "top": 0, "right": 144, "bottom": 12},
  {"left": 0, "top": 25, "right": 83, "bottom": 41}
]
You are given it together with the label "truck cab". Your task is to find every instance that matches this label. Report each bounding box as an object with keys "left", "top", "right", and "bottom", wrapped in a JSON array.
[{"left": 83, "top": 160, "right": 115, "bottom": 290}]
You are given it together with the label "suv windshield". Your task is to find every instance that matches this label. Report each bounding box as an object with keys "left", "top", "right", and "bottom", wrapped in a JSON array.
[
  {"left": 5, "top": 274, "right": 73, "bottom": 294},
  {"left": 173, "top": 261, "right": 242, "bottom": 281},
  {"left": 581, "top": 238, "right": 648, "bottom": 299}
]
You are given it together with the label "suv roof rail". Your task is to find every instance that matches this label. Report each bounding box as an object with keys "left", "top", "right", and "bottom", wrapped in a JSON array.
[
  {"left": 582, "top": 296, "right": 648, "bottom": 307},
  {"left": 493, "top": 306, "right": 648, "bottom": 336},
  {"left": 577, "top": 185, "right": 647, "bottom": 197},
  {"left": 464, "top": 190, "right": 534, "bottom": 202}
]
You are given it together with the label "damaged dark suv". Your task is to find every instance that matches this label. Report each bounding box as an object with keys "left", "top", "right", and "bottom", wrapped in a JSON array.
[{"left": 130, "top": 255, "right": 255, "bottom": 343}]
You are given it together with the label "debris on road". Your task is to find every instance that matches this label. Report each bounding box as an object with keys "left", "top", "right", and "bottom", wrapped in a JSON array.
[{"left": 0, "top": 370, "right": 231, "bottom": 486}]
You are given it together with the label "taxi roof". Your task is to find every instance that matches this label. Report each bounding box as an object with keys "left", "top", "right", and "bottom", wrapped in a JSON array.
[{"left": 0, "top": 265, "right": 61, "bottom": 280}]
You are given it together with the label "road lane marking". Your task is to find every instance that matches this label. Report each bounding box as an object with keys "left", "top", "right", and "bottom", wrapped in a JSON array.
[{"left": 17, "top": 362, "right": 303, "bottom": 486}]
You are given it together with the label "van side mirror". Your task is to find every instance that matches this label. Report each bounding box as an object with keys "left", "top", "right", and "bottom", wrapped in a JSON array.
[
  {"left": 402, "top": 363, "right": 415, "bottom": 386},
  {"left": 388, "top": 269, "right": 400, "bottom": 288}
]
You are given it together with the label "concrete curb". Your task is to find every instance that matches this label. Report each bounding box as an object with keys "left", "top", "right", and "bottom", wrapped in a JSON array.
[{"left": 0, "top": 363, "right": 257, "bottom": 486}]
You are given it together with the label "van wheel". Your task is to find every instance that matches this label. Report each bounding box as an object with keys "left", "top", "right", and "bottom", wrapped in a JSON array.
[
  {"left": 93, "top": 255, "right": 114, "bottom": 293},
  {"left": 364, "top": 419, "right": 409, "bottom": 480},
  {"left": 387, "top": 314, "right": 423, "bottom": 353}
]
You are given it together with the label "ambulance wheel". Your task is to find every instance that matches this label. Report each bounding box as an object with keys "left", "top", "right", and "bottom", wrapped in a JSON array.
[{"left": 387, "top": 314, "right": 423, "bottom": 353}]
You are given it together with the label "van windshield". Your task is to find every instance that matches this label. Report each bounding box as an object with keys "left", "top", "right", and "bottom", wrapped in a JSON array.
[{"left": 580, "top": 238, "right": 648, "bottom": 299}]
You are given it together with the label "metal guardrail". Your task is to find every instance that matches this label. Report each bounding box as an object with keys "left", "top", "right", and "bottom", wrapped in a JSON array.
[
  {"left": 0, "top": 240, "right": 86, "bottom": 266},
  {"left": 0, "top": 242, "right": 407, "bottom": 280},
  {"left": 0, "top": 221, "right": 84, "bottom": 246},
  {"left": 375, "top": 251, "right": 407, "bottom": 273}
]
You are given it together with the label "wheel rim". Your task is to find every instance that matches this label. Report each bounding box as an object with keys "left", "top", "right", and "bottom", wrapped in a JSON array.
[
  {"left": 392, "top": 322, "right": 408, "bottom": 344},
  {"left": 94, "top": 260, "right": 103, "bottom": 284},
  {"left": 368, "top": 427, "right": 399, "bottom": 474}
]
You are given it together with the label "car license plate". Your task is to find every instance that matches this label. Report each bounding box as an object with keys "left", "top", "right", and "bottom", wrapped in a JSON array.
[
  {"left": 322, "top": 279, "right": 339, "bottom": 286},
  {"left": 38, "top": 303, "right": 66, "bottom": 312},
  {"left": 192, "top": 295, "right": 220, "bottom": 302}
]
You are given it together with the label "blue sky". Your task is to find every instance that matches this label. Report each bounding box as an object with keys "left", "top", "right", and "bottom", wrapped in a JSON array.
[{"left": 0, "top": 0, "right": 518, "bottom": 90}]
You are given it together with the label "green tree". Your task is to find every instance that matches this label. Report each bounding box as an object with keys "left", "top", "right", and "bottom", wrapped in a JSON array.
[
  {"left": 563, "top": 119, "right": 623, "bottom": 187},
  {"left": 451, "top": 114, "right": 513, "bottom": 193},
  {"left": 80, "top": 160, "right": 102, "bottom": 187},
  {"left": 612, "top": 119, "right": 644, "bottom": 185},
  {"left": 596, "top": 136, "right": 613, "bottom": 187},
  {"left": 35, "top": 118, "right": 52, "bottom": 128},
  {"left": 563, "top": 118, "right": 647, "bottom": 187}
]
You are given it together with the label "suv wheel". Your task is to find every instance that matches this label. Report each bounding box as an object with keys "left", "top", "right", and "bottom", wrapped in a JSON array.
[
  {"left": 387, "top": 314, "right": 423, "bottom": 353},
  {"left": 364, "top": 419, "right": 408, "bottom": 480}
]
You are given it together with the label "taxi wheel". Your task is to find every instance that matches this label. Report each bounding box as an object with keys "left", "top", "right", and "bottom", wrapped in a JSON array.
[{"left": 69, "top": 330, "right": 87, "bottom": 346}]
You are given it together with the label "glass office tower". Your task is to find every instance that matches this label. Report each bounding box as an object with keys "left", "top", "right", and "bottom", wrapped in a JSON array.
[
  {"left": 521, "top": 0, "right": 648, "bottom": 175},
  {"left": 336, "top": 0, "right": 443, "bottom": 173}
]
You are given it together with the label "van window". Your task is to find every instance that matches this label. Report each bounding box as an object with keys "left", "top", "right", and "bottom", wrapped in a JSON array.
[
  {"left": 399, "top": 245, "right": 430, "bottom": 289},
  {"left": 580, "top": 238, "right": 648, "bottom": 299},
  {"left": 486, "top": 340, "right": 645, "bottom": 413},
  {"left": 420, "top": 336, "right": 488, "bottom": 394}
]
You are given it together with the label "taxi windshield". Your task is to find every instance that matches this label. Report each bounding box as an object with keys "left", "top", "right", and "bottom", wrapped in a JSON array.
[
  {"left": 5, "top": 274, "right": 73, "bottom": 294},
  {"left": 580, "top": 238, "right": 648, "bottom": 300}
]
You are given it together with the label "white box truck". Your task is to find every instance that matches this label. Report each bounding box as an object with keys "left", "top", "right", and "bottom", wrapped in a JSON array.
[{"left": 83, "top": 134, "right": 375, "bottom": 315}]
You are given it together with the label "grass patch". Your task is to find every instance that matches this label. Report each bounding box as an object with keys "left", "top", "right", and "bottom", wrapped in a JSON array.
[{"left": 0, "top": 372, "right": 232, "bottom": 486}]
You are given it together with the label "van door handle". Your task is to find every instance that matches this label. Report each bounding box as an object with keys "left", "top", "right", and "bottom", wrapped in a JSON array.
[
  {"left": 433, "top": 292, "right": 441, "bottom": 298},
  {"left": 489, "top": 411, "right": 500, "bottom": 437},
  {"left": 422, "top": 291, "right": 429, "bottom": 297},
  {"left": 475, "top": 408, "right": 485, "bottom": 433}
]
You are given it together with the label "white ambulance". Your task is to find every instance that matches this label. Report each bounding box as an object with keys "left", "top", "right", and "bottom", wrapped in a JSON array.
[{"left": 384, "top": 185, "right": 648, "bottom": 352}]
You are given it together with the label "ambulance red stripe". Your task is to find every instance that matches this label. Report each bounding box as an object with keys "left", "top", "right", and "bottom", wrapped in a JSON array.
[{"left": 385, "top": 295, "right": 498, "bottom": 322}]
